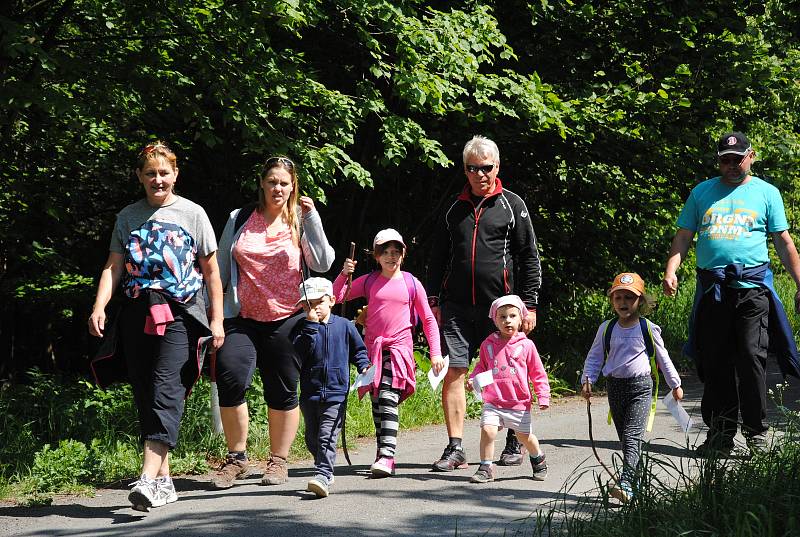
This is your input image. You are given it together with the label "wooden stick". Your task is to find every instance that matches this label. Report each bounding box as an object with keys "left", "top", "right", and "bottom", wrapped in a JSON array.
[{"left": 341, "top": 242, "right": 356, "bottom": 317}]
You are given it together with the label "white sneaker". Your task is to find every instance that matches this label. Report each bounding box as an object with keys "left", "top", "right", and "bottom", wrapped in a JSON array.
[
  {"left": 128, "top": 474, "right": 178, "bottom": 512},
  {"left": 153, "top": 476, "right": 178, "bottom": 507}
]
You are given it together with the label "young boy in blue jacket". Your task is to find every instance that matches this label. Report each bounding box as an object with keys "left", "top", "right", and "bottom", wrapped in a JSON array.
[{"left": 293, "top": 277, "right": 370, "bottom": 498}]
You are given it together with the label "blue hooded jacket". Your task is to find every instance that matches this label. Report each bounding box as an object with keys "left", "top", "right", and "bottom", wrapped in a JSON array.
[{"left": 293, "top": 314, "right": 370, "bottom": 403}]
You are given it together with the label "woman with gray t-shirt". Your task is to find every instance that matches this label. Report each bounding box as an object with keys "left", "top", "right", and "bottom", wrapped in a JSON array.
[{"left": 88, "top": 142, "right": 225, "bottom": 512}]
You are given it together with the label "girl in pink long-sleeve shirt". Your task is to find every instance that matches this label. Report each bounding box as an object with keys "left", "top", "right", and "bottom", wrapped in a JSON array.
[
  {"left": 467, "top": 295, "right": 550, "bottom": 484},
  {"left": 334, "top": 228, "right": 444, "bottom": 478}
]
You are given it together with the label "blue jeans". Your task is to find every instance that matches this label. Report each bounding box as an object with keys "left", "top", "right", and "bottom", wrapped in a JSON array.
[{"left": 300, "top": 399, "right": 345, "bottom": 480}]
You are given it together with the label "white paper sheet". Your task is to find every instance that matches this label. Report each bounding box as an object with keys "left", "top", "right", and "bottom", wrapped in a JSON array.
[
  {"left": 427, "top": 355, "right": 450, "bottom": 391},
  {"left": 471, "top": 370, "right": 494, "bottom": 403},
  {"left": 351, "top": 364, "right": 376, "bottom": 392},
  {"left": 473, "top": 370, "right": 494, "bottom": 388},
  {"left": 662, "top": 390, "right": 693, "bottom": 433}
]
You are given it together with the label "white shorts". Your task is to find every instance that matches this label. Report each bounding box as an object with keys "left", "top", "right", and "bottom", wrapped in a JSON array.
[{"left": 479, "top": 404, "right": 532, "bottom": 434}]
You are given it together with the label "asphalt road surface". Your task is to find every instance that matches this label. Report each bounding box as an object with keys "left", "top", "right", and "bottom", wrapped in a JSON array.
[{"left": 3, "top": 362, "right": 797, "bottom": 537}]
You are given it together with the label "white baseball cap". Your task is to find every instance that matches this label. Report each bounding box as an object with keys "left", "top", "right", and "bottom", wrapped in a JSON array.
[
  {"left": 373, "top": 228, "right": 406, "bottom": 248},
  {"left": 296, "top": 277, "right": 334, "bottom": 306}
]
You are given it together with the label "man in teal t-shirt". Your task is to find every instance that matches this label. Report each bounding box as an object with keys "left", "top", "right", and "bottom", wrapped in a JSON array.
[{"left": 663, "top": 132, "right": 800, "bottom": 455}]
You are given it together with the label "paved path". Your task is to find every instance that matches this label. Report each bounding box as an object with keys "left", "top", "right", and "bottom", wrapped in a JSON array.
[{"left": 3, "top": 364, "right": 797, "bottom": 537}]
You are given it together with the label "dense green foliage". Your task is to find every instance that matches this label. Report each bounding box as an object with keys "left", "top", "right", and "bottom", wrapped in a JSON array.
[{"left": 3, "top": 1, "right": 800, "bottom": 378}]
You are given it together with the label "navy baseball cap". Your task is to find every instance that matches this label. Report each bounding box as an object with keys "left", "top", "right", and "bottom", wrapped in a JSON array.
[{"left": 717, "top": 132, "right": 752, "bottom": 156}]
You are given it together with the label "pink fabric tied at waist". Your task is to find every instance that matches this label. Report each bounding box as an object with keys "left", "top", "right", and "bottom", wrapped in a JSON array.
[
  {"left": 144, "top": 302, "right": 174, "bottom": 336},
  {"left": 358, "top": 332, "right": 417, "bottom": 403}
]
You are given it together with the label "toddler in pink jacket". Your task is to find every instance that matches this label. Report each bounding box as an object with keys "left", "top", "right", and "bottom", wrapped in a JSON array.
[{"left": 467, "top": 295, "right": 550, "bottom": 483}]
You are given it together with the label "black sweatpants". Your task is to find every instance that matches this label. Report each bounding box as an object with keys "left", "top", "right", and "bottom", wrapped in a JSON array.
[{"left": 695, "top": 286, "right": 769, "bottom": 441}]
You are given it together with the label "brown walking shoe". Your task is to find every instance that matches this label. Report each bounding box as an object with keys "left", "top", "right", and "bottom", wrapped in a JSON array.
[
  {"left": 210, "top": 454, "right": 249, "bottom": 489},
  {"left": 261, "top": 454, "right": 289, "bottom": 485}
]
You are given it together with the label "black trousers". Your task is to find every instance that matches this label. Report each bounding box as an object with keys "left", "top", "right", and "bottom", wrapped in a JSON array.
[
  {"left": 120, "top": 297, "right": 202, "bottom": 449},
  {"left": 695, "top": 286, "right": 769, "bottom": 440}
]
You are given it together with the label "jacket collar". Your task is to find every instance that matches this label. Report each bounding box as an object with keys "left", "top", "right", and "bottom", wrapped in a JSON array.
[
  {"left": 490, "top": 330, "right": 526, "bottom": 345},
  {"left": 457, "top": 178, "right": 504, "bottom": 202}
]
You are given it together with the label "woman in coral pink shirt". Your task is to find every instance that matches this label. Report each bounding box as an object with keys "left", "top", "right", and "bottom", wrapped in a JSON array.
[{"left": 214, "top": 157, "right": 334, "bottom": 489}]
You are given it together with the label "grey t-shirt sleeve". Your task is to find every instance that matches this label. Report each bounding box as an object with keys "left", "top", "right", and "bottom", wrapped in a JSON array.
[
  {"left": 191, "top": 202, "right": 217, "bottom": 257},
  {"left": 107, "top": 198, "right": 217, "bottom": 255}
]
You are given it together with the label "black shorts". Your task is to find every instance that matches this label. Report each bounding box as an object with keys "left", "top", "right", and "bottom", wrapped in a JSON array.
[
  {"left": 214, "top": 313, "right": 304, "bottom": 410},
  {"left": 441, "top": 301, "right": 496, "bottom": 369}
]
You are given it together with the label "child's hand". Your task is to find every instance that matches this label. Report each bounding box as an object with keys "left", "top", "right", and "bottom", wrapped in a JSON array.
[
  {"left": 342, "top": 258, "right": 356, "bottom": 276},
  {"left": 581, "top": 381, "right": 592, "bottom": 401},
  {"left": 430, "top": 355, "right": 445, "bottom": 375},
  {"left": 538, "top": 404, "right": 549, "bottom": 411},
  {"left": 465, "top": 378, "right": 474, "bottom": 392},
  {"left": 304, "top": 304, "right": 319, "bottom": 322},
  {"left": 673, "top": 386, "right": 684, "bottom": 401}
]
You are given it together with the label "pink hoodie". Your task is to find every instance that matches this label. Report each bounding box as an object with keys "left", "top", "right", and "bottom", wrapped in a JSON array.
[
  {"left": 470, "top": 331, "right": 550, "bottom": 411},
  {"left": 333, "top": 271, "right": 441, "bottom": 402}
]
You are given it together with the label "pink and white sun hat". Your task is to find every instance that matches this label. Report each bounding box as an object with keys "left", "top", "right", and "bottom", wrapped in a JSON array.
[{"left": 488, "top": 294, "right": 529, "bottom": 320}]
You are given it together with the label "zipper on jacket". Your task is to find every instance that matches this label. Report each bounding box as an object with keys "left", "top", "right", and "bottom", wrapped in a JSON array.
[
  {"left": 321, "top": 322, "right": 327, "bottom": 401},
  {"left": 470, "top": 199, "right": 487, "bottom": 305}
]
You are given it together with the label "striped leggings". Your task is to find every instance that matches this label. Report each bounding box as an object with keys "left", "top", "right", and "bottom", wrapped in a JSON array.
[{"left": 371, "top": 352, "right": 401, "bottom": 458}]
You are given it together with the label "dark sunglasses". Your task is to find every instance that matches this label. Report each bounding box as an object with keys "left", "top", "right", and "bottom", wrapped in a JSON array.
[
  {"left": 719, "top": 154, "right": 745, "bottom": 166},
  {"left": 265, "top": 156, "right": 295, "bottom": 169},
  {"left": 465, "top": 163, "right": 494, "bottom": 174}
]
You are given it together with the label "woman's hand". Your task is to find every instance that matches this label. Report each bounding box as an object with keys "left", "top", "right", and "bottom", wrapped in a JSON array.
[
  {"left": 430, "top": 355, "right": 445, "bottom": 375},
  {"left": 581, "top": 380, "right": 592, "bottom": 401},
  {"left": 465, "top": 378, "right": 474, "bottom": 392},
  {"left": 342, "top": 258, "right": 356, "bottom": 276},
  {"left": 88, "top": 307, "right": 106, "bottom": 337},
  {"left": 299, "top": 196, "right": 315, "bottom": 214},
  {"left": 673, "top": 386, "right": 684, "bottom": 401},
  {"left": 210, "top": 319, "right": 225, "bottom": 350}
]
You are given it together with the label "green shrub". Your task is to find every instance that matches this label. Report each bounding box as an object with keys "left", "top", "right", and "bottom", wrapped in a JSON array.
[
  {"left": 29, "top": 440, "right": 94, "bottom": 493},
  {"left": 92, "top": 439, "right": 140, "bottom": 483}
]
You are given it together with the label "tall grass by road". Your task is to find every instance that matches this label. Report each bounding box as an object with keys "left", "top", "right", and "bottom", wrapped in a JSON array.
[{"left": 521, "top": 382, "right": 800, "bottom": 536}]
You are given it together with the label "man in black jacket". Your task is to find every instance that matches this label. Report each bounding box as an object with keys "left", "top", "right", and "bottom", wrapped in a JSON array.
[{"left": 428, "top": 135, "right": 542, "bottom": 471}]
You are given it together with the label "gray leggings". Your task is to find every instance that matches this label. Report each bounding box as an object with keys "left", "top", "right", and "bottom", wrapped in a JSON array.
[{"left": 607, "top": 375, "right": 653, "bottom": 485}]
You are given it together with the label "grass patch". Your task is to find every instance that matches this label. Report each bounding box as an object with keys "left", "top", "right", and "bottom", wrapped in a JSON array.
[
  {"left": 518, "top": 385, "right": 800, "bottom": 536},
  {"left": 0, "top": 349, "right": 454, "bottom": 502}
]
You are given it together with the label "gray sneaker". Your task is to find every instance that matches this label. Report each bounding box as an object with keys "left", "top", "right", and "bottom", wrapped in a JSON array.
[
  {"left": 306, "top": 475, "right": 331, "bottom": 498},
  {"left": 432, "top": 445, "right": 468, "bottom": 472},
  {"left": 695, "top": 437, "right": 734, "bottom": 458},
  {"left": 498, "top": 435, "right": 526, "bottom": 466},
  {"left": 470, "top": 463, "right": 495, "bottom": 483},
  {"left": 745, "top": 433, "right": 768, "bottom": 455},
  {"left": 128, "top": 474, "right": 178, "bottom": 512},
  {"left": 211, "top": 455, "right": 249, "bottom": 489},
  {"left": 261, "top": 454, "right": 289, "bottom": 485},
  {"left": 530, "top": 454, "right": 547, "bottom": 481}
]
